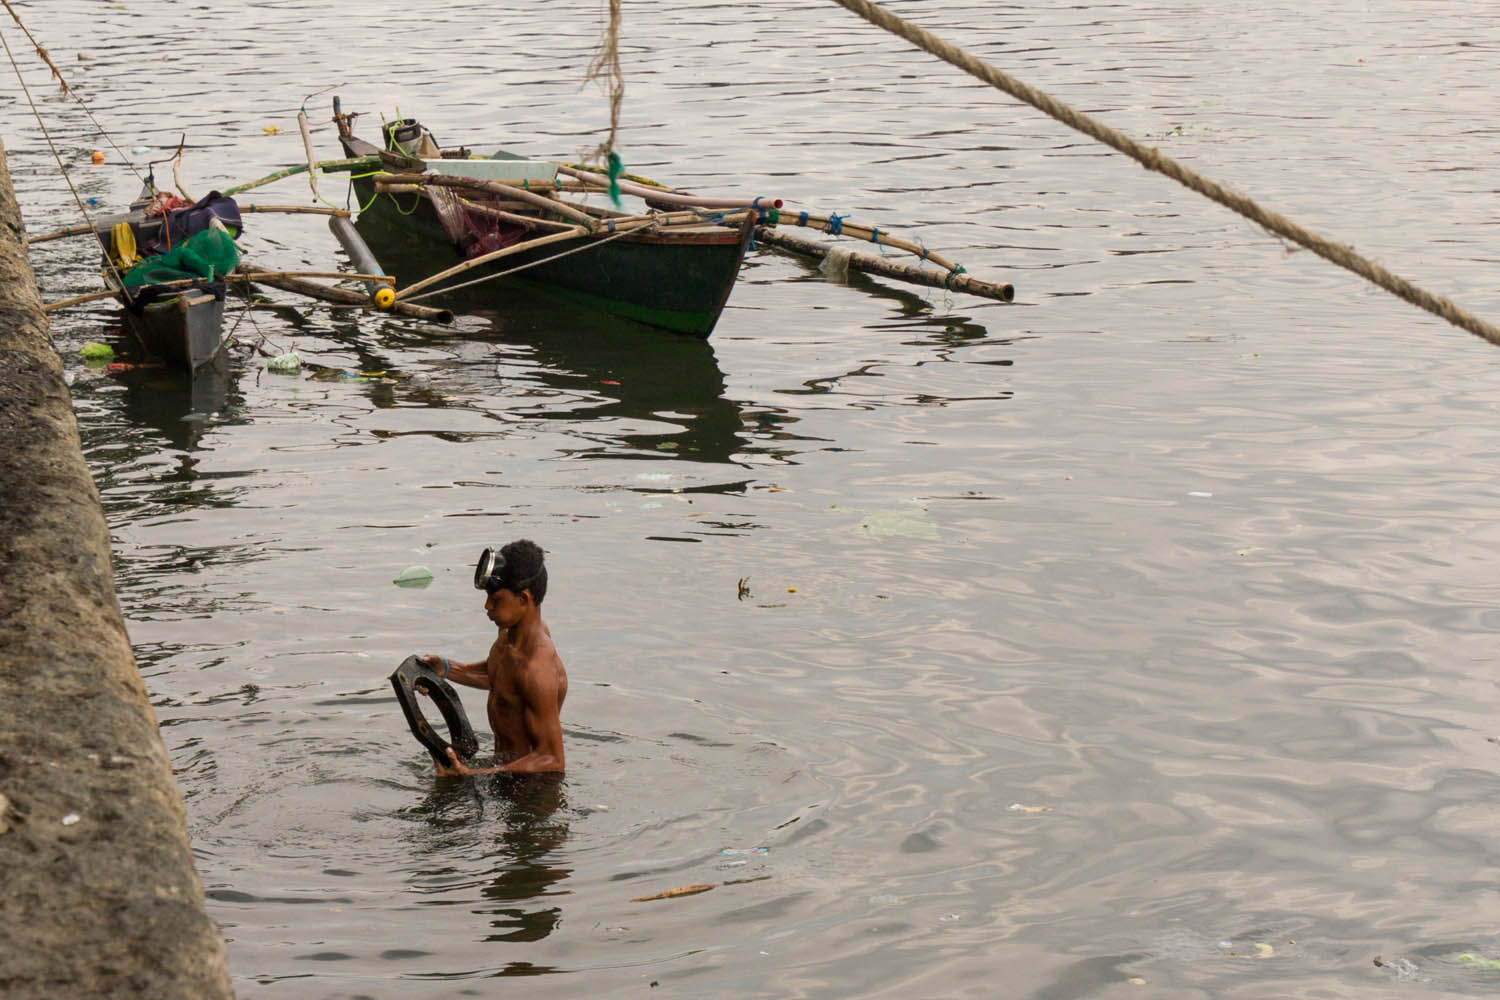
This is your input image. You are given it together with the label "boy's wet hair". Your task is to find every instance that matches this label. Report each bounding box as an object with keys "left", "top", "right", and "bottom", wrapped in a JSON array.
[{"left": 499, "top": 539, "right": 548, "bottom": 604}]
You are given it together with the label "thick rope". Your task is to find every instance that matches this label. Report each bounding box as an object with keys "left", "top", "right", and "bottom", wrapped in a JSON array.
[
  {"left": 581, "top": 0, "right": 625, "bottom": 204},
  {"left": 829, "top": 0, "right": 1500, "bottom": 349}
]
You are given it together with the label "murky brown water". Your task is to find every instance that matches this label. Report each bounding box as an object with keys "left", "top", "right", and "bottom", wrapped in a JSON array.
[{"left": 14, "top": 1, "right": 1500, "bottom": 996}]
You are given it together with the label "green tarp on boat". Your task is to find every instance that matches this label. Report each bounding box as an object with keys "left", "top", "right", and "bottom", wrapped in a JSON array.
[{"left": 122, "top": 228, "right": 240, "bottom": 289}]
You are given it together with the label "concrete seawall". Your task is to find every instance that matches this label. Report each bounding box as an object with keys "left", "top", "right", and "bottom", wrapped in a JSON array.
[{"left": 0, "top": 139, "right": 234, "bottom": 997}]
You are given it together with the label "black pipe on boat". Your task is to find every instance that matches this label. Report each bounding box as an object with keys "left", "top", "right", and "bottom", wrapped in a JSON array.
[{"left": 329, "top": 215, "right": 395, "bottom": 309}]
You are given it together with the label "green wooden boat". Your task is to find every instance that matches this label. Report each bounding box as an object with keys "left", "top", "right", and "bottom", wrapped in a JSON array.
[{"left": 333, "top": 106, "right": 755, "bottom": 337}]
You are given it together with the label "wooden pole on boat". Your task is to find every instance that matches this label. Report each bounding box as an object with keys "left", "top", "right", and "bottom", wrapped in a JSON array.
[
  {"left": 755, "top": 226, "right": 1015, "bottom": 303},
  {"left": 394, "top": 226, "right": 593, "bottom": 300},
  {"left": 240, "top": 204, "right": 349, "bottom": 217},
  {"left": 222, "top": 156, "right": 379, "bottom": 196},
  {"left": 557, "top": 164, "right": 782, "bottom": 211},
  {"left": 26, "top": 205, "right": 349, "bottom": 246},
  {"left": 237, "top": 264, "right": 453, "bottom": 323},
  {"left": 378, "top": 172, "right": 598, "bottom": 226},
  {"left": 24, "top": 221, "right": 93, "bottom": 244},
  {"left": 770, "top": 208, "right": 961, "bottom": 272},
  {"left": 41, "top": 269, "right": 398, "bottom": 314}
]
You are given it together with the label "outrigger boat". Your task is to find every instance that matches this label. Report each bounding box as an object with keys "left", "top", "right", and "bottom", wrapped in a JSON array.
[
  {"left": 93, "top": 188, "right": 243, "bottom": 370},
  {"left": 324, "top": 98, "right": 1013, "bottom": 337},
  {"left": 331, "top": 98, "right": 761, "bottom": 337}
]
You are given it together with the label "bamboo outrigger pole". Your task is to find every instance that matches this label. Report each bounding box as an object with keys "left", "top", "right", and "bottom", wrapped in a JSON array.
[
  {"left": 756, "top": 226, "right": 1014, "bottom": 303},
  {"left": 236, "top": 263, "right": 453, "bottom": 323},
  {"left": 40, "top": 269, "right": 398, "bottom": 314},
  {"left": 26, "top": 204, "right": 348, "bottom": 245}
]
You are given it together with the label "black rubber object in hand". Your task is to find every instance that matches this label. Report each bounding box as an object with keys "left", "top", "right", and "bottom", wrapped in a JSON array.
[{"left": 390, "top": 655, "right": 479, "bottom": 764}]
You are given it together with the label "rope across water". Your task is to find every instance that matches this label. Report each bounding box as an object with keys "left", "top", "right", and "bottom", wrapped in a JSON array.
[{"left": 829, "top": 0, "right": 1500, "bottom": 349}]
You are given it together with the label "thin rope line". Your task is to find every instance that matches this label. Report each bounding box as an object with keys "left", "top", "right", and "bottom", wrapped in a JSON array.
[
  {"left": 0, "top": 3, "right": 143, "bottom": 183},
  {"left": 0, "top": 24, "right": 125, "bottom": 291},
  {"left": 828, "top": 0, "right": 1500, "bottom": 349},
  {"left": 403, "top": 225, "right": 653, "bottom": 303}
]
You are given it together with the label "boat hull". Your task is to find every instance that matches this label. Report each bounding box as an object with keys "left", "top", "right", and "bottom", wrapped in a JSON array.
[
  {"left": 109, "top": 275, "right": 226, "bottom": 370},
  {"left": 347, "top": 168, "right": 750, "bottom": 338}
]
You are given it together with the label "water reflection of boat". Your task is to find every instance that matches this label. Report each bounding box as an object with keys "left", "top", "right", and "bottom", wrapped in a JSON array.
[
  {"left": 348, "top": 285, "right": 752, "bottom": 467},
  {"left": 114, "top": 355, "right": 236, "bottom": 456},
  {"left": 768, "top": 247, "right": 994, "bottom": 344}
]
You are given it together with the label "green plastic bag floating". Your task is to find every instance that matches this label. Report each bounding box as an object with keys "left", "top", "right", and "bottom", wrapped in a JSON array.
[
  {"left": 266, "top": 352, "right": 301, "bottom": 373},
  {"left": 80, "top": 342, "right": 114, "bottom": 362},
  {"left": 393, "top": 565, "right": 434, "bottom": 589}
]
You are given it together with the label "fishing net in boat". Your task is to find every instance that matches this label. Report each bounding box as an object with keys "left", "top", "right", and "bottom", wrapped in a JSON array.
[
  {"left": 426, "top": 186, "right": 531, "bottom": 259},
  {"left": 122, "top": 227, "right": 241, "bottom": 289}
]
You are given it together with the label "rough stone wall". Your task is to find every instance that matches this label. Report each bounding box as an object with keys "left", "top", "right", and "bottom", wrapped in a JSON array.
[{"left": 0, "top": 139, "right": 234, "bottom": 998}]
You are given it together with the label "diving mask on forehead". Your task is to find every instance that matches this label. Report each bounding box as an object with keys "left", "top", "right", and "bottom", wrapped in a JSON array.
[{"left": 474, "top": 546, "right": 507, "bottom": 592}]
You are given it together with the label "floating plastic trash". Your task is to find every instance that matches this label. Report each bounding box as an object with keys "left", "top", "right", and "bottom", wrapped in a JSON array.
[
  {"left": 79, "top": 342, "right": 113, "bottom": 361},
  {"left": 1458, "top": 954, "right": 1500, "bottom": 970},
  {"left": 392, "top": 565, "right": 434, "bottom": 589},
  {"left": 266, "top": 352, "right": 301, "bottom": 373},
  {"left": 719, "top": 847, "right": 769, "bottom": 856},
  {"left": 819, "top": 246, "right": 853, "bottom": 281},
  {"left": 131, "top": 145, "right": 150, "bottom": 154},
  {"left": 851, "top": 509, "right": 939, "bottom": 540}
]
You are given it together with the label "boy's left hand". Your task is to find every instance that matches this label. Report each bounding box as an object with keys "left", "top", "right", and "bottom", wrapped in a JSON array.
[{"left": 435, "top": 747, "right": 472, "bottom": 777}]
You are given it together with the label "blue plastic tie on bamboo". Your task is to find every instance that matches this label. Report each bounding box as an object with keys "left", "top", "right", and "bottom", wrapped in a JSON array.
[
  {"left": 827, "top": 212, "right": 846, "bottom": 236},
  {"left": 798, "top": 211, "right": 809, "bottom": 227},
  {"left": 944, "top": 263, "right": 967, "bottom": 289},
  {"left": 607, "top": 151, "right": 623, "bottom": 208},
  {"left": 607, "top": 218, "right": 616, "bottom": 233}
]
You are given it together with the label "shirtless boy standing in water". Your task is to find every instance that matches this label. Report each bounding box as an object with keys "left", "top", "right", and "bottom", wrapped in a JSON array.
[{"left": 422, "top": 539, "right": 567, "bottom": 775}]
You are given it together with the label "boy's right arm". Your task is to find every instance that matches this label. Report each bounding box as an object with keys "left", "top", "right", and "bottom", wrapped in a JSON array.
[{"left": 420, "top": 654, "right": 489, "bottom": 689}]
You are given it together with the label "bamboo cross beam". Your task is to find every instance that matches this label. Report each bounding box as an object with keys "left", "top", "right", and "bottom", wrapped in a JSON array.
[
  {"left": 756, "top": 226, "right": 1015, "bottom": 303},
  {"left": 42, "top": 269, "right": 397, "bottom": 314},
  {"left": 769, "top": 208, "right": 961, "bottom": 272},
  {"left": 394, "top": 226, "right": 592, "bottom": 300},
  {"left": 453, "top": 198, "right": 579, "bottom": 233},
  {"left": 26, "top": 221, "right": 95, "bottom": 245},
  {"left": 556, "top": 164, "right": 782, "bottom": 211},
  {"left": 222, "top": 156, "right": 380, "bottom": 196},
  {"left": 393, "top": 215, "right": 680, "bottom": 301},
  {"left": 27, "top": 203, "right": 349, "bottom": 246},
  {"left": 377, "top": 172, "right": 597, "bottom": 226},
  {"left": 240, "top": 204, "right": 350, "bottom": 217},
  {"left": 237, "top": 263, "right": 453, "bottom": 323}
]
